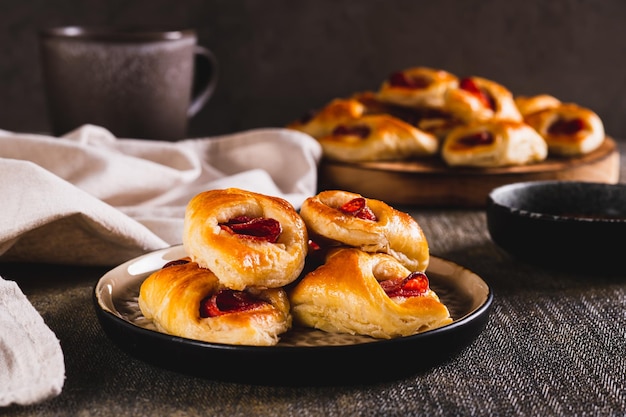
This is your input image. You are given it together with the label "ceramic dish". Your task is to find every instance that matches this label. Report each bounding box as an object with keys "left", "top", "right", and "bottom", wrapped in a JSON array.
[
  {"left": 487, "top": 180, "right": 626, "bottom": 273},
  {"left": 94, "top": 245, "right": 492, "bottom": 385}
]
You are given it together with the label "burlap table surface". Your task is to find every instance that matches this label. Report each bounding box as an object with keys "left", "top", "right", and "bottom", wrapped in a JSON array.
[{"left": 3, "top": 144, "right": 625, "bottom": 417}]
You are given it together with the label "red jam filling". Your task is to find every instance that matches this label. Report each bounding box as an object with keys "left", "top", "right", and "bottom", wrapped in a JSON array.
[
  {"left": 379, "top": 272, "right": 430, "bottom": 298},
  {"left": 388, "top": 71, "right": 431, "bottom": 89},
  {"left": 162, "top": 259, "right": 190, "bottom": 268},
  {"left": 199, "top": 289, "right": 267, "bottom": 318},
  {"left": 332, "top": 124, "right": 371, "bottom": 139},
  {"left": 457, "top": 131, "right": 494, "bottom": 147},
  {"left": 219, "top": 216, "right": 282, "bottom": 243},
  {"left": 339, "top": 197, "right": 377, "bottom": 221},
  {"left": 459, "top": 78, "right": 496, "bottom": 110},
  {"left": 548, "top": 118, "right": 585, "bottom": 135},
  {"left": 308, "top": 239, "right": 321, "bottom": 251}
]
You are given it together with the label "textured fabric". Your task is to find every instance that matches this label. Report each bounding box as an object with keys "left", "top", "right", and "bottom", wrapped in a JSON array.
[{"left": 0, "top": 279, "right": 64, "bottom": 406}]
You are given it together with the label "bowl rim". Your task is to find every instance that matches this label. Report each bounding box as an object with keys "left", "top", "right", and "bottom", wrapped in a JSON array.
[{"left": 487, "top": 180, "right": 626, "bottom": 223}]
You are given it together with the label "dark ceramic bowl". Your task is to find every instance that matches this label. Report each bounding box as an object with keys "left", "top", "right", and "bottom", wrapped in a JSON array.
[{"left": 486, "top": 180, "right": 626, "bottom": 273}]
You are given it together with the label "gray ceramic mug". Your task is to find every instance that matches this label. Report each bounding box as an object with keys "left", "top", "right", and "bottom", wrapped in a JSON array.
[{"left": 39, "top": 26, "right": 218, "bottom": 141}]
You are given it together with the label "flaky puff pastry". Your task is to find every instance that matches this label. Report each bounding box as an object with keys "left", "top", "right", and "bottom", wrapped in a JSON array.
[
  {"left": 299, "top": 190, "right": 429, "bottom": 272},
  {"left": 443, "top": 76, "right": 522, "bottom": 122},
  {"left": 138, "top": 259, "right": 292, "bottom": 346},
  {"left": 317, "top": 114, "right": 439, "bottom": 162},
  {"left": 514, "top": 94, "right": 562, "bottom": 118},
  {"left": 441, "top": 119, "right": 548, "bottom": 168},
  {"left": 286, "top": 97, "right": 366, "bottom": 139},
  {"left": 377, "top": 67, "right": 459, "bottom": 109},
  {"left": 290, "top": 248, "right": 452, "bottom": 339},
  {"left": 183, "top": 188, "right": 308, "bottom": 290},
  {"left": 523, "top": 103, "right": 605, "bottom": 156}
]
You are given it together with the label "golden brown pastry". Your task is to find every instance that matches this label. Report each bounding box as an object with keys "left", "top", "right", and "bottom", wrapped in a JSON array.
[
  {"left": 514, "top": 94, "right": 562, "bottom": 118},
  {"left": 138, "top": 258, "right": 292, "bottom": 346},
  {"left": 286, "top": 97, "right": 366, "bottom": 139},
  {"left": 441, "top": 119, "right": 548, "bottom": 167},
  {"left": 377, "top": 66, "right": 459, "bottom": 109},
  {"left": 299, "top": 190, "right": 429, "bottom": 272},
  {"left": 523, "top": 103, "right": 605, "bottom": 156},
  {"left": 444, "top": 76, "right": 522, "bottom": 122},
  {"left": 183, "top": 188, "right": 308, "bottom": 290},
  {"left": 316, "top": 114, "right": 439, "bottom": 162},
  {"left": 290, "top": 248, "right": 452, "bottom": 339}
]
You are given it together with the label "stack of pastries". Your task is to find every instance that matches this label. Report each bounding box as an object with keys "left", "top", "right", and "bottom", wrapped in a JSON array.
[
  {"left": 287, "top": 66, "right": 605, "bottom": 168},
  {"left": 138, "top": 188, "right": 452, "bottom": 346}
]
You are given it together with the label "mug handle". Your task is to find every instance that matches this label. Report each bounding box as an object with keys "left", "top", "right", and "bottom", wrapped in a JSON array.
[{"left": 188, "top": 45, "right": 218, "bottom": 117}]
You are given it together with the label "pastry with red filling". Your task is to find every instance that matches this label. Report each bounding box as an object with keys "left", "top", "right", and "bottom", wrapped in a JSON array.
[
  {"left": 377, "top": 66, "right": 459, "bottom": 109},
  {"left": 444, "top": 76, "right": 522, "bottom": 122},
  {"left": 441, "top": 119, "right": 548, "bottom": 167},
  {"left": 299, "top": 190, "right": 429, "bottom": 272},
  {"left": 523, "top": 103, "right": 605, "bottom": 156},
  {"left": 289, "top": 247, "right": 452, "bottom": 339},
  {"left": 183, "top": 188, "right": 308, "bottom": 290},
  {"left": 138, "top": 258, "right": 292, "bottom": 346},
  {"left": 286, "top": 97, "right": 367, "bottom": 139},
  {"left": 317, "top": 114, "right": 439, "bottom": 162},
  {"left": 514, "top": 94, "right": 562, "bottom": 118}
]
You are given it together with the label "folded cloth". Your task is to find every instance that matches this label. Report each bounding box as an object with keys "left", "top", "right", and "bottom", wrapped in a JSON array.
[
  {"left": 0, "top": 124, "right": 322, "bottom": 405},
  {"left": 0, "top": 279, "right": 65, "bottom": 406}
]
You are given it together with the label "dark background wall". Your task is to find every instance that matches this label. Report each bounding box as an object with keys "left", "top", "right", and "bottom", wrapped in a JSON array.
[{"left": 1, "top": 0, "right": 625, "bottom": 139}]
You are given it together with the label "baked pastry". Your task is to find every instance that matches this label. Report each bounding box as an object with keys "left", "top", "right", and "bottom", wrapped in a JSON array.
[
  {"left": 299, "top": 190, "right": 429, "bottom": 272},
  {"left": 183, "top": 188, "right": 308, "bottom": 290},
  {"left": 287, "top": 97, "right": 366, "bottom": 139},
  {"left": 289, "top": 248, "right": 452, "bottom": 339},
  {"left": 514, "top": 94, "right": 562, "bottom": 118},
  {"left": 377, "top": 66, "right": 459, "bottom": 109},
  {"left": 138, "top": 258, "right": 292, "bottom": 346},
  {"left": 316, "top": 114, "right": 439, "bottom": 162},
  {"left": 523, "top": 103, "right": 605, "bottom": 156},
  {"left": 441, "top": 119, "right": 548, "bottom": 167},
  {"left": 444, "top": 76, "right": 522, "bottom": 122}
]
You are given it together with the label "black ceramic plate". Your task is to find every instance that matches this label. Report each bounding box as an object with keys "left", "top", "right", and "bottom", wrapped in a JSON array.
[{"left": 94, "top": 245, "right": 492, "bottom": 385}]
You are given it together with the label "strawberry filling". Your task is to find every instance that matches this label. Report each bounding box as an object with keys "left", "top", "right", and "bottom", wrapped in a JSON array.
[
  {"left": 332, "top": 124, "right": 371, "bottom": 139},
  {"left": 339, "top": 197, "right": 377, "bottom": 221},
  {"left": 388, "top": 72, "right": 431, "bottom": 89},
  {"left": 548, "top": 118, "right": 585, "bottom": 135},
  {"left": 379, "top": 272, "right": 430, "bottom": 298},
  {"left": 459, "top": 78, "right": 496, "bottom": 110},
  {"left": 199, "top": 289, "right": 268, "bottom": 318},
  {"left": 457, "top": 131, "right": 494, "bottom": 147},
  {"left": 219, "top": 216, "right": 282, "bottom": 243},
  {"left": 162, "top": 258, "right": 191, "bottom": 269}
]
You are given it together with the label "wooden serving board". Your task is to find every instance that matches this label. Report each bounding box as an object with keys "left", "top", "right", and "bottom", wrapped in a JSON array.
[{"left": 318, "top": 137, "right": 620, "bottom": 208}]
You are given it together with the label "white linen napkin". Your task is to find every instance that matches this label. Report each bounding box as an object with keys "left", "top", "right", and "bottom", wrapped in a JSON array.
[
  {"left": 0, "top": 124, "right": 322, "bottom": 405},
  {"left": 0, "top": 279, "right": 64, "bottom": 406}
]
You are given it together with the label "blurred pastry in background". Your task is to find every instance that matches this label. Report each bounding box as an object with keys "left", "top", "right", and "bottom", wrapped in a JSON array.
[
  {"left": 377, "top": 66, "right": 459, "bottom": 109},
  {"left": 317, "top": 114, "right": 439, "bottom": 162},
  {"left": 514, "top": 94, "right": 562, "bottom": 118},
  {"left": 286, "top": 97, "right": 367, "bottom": 139},
  {"left": 441, "top": 119, "right": 547, "bottom": 167},
  {"left": 524, "top": 103, "right": 605, "bottom": 156},
  {"left": 444, "top": 76, "right": 522, "bottom": 122}
]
